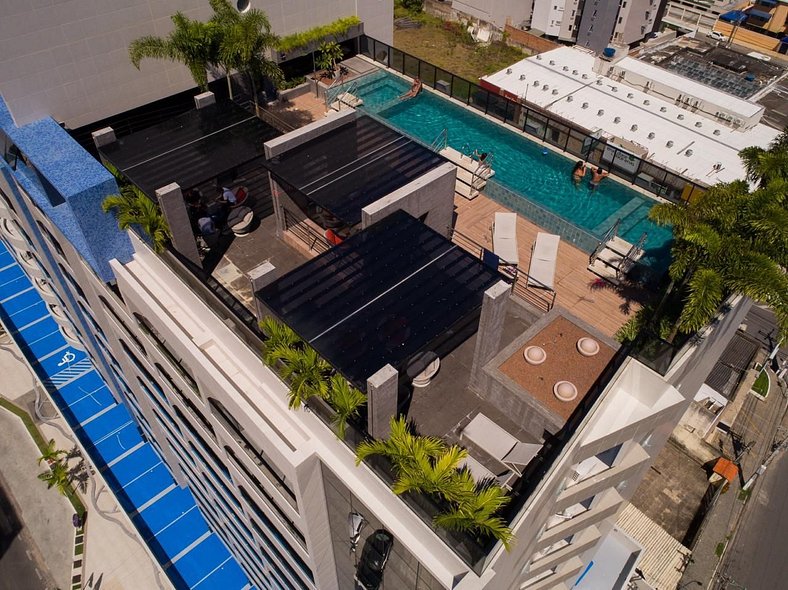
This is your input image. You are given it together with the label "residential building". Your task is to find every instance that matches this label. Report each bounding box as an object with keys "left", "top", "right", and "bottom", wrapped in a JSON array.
[
  {"left": 445, "top": 0, "right": 664, "bottom": 51},
  {"left": 662, "top": 0, "right": 743, "bottom": 33},
  {"left": 0, "top": 0, "right": 392, "bottom": 129},
  {"left": 0, "top": 51, "right": 755, "bottom": 590}
]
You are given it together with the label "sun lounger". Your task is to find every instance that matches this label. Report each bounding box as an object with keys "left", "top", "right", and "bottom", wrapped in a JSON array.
[
  {"left": 458, "top": 455, "right": 517, "bottom": 489},
  {"left": 461, "top": 413, "right": 541, "bottom": 475},
  {"left": 527, "top": 232, "right": 560, "bottom": 290},
  {"left": 492, "top": 212, "right": 518, "bottom": 266}
]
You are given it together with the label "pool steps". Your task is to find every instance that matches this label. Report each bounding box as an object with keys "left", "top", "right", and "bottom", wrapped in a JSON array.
[
  {"left": 588, "top": 222, "right": 646, "bottom": 285},
  {"left": 439, "top": 146, "right": 495, "bottom": 200}
]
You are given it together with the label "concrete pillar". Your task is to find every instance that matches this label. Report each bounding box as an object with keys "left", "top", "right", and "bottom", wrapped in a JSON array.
[
  {"left": 248, "top": 261, "right": 277, "bottom": 321},
  {"left": 194, "top": 91, "right": 216, "bottom": 109},
  {"left": 367, "top": 364, "right": 399, "bottom": 439},
  {"left": 91, "top": 127, "right": 116, "bottom": 149},
  {"left": 269, "top": 175, "right": 286, "bottom": 238},
  {"left": 469, "top": 280, "right": 511, "bottom": 392},
  {"left": 155, "top": 183, "right": 201, "bottom": 266}
]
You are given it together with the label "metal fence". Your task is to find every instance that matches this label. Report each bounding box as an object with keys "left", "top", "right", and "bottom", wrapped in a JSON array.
[{"left": 359, "top": 35, "right": 707, "bottom": 204}]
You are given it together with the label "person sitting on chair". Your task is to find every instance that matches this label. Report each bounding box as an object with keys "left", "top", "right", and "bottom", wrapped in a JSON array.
[{"left": 400, "top": 77, "right": 422, "bottom": 100}]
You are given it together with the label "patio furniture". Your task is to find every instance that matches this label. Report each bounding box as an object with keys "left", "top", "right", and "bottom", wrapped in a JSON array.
[
  {"left": 459, "top": 455, "right": 517, "bottom": 488},
  {"left": 227, "top": 206, "right": 254, "bottom": 236},
  {"left": 492, "top": 212, "right": 519, "bottom": 266},
  {"left": 461, "top": 413, "right": 541, "bottom": 475},
  {"left": 406, "top": 351, "right": 440, "bottom": 388},
  {"left": 527, "top": 232, "right": 560, "bottom": 290}
]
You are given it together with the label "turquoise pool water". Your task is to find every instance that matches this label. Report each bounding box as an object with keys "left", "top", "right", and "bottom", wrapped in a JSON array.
[{"left": 349, "top": 70, "right": 673, "bottom": 270}]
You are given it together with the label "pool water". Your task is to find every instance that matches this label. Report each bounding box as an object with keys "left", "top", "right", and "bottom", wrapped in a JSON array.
[{"left": 349, "top": 70, "right": 673, "bottom": 270}]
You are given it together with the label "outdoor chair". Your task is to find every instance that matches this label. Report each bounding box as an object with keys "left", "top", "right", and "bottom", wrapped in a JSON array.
[
  {"left": 492, "top": 212, "right": 519, "bottom": 267},
  {"left": 527, "top": 232, "right": 560, "bottom": 290},
  {"left": 461, "top": 413, "right": 541, "bottom": 475}
]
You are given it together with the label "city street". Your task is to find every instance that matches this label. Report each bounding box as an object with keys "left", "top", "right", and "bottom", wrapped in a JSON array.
[
  {"left": 718, "top": 433, "right": 788, "bottom": 589},
  {"left": 0, "top": 473, "right": 57, "bottom": 590}
]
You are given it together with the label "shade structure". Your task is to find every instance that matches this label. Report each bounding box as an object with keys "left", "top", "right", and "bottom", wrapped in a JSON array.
[
  {"left": 256, "top": 210, "right": 503, "bottom": 390},
  {"left": 747, "top": 8, "right": 772, "bottom": 21},
  {"left": 263, "top": 114, "right": 445, "bottom": 226},
  {"left": 719, "top": 10, "right": 748, "bottom": 24},
  {"left": 99, "top": 101, "right": 279, "bottom": 197}
]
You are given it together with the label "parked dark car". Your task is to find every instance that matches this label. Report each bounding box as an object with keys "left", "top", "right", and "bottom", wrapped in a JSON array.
[{"left": 355, "top": 529, "right": 394, "bottom": 590}]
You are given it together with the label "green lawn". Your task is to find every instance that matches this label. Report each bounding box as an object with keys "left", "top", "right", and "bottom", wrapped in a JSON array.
[
  {"left": 393, "top": 14, "right": 529, "bottom": 83},
  {"left": 753, "top": 366, "right": 770, "bottom": 397}
]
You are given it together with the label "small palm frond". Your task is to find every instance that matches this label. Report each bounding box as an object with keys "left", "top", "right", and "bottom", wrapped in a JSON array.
[
  {"left": 259, "top": 317, "right": 301, "bottom": 350},
  {"left": 433, "top": 483, "right": 514, "bottom": 550},
  {"left": 328, "top": 374, "right": 366, "bottom": 439},
  {"left": 677, "top": 268, "right": 724, "bottom": 334}
]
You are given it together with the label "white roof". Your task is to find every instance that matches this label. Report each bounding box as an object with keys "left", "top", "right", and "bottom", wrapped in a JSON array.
[
  {"left": 615, "top": 56, "right": 763, "bottom": 118},
  {"left": 481, "top": 47, "right": 780, "bottom": 185}
]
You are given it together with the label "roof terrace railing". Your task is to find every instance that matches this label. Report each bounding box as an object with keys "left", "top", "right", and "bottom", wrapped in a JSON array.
[{"left": 358, "top": 35, "right": 707, "bottom": 205}]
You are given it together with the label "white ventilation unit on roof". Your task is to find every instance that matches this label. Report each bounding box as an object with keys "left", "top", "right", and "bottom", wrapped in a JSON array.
[
  {"left": 648, "top": 132, "right": 655, "bottom": 139},
  {"left": 614, "top": 116, "right": 621, "bottom": 123},
  {"left": 572, "top": 69, "right": 579, "bottom": 75},
  {"left": 734, "top": 118, "right": 743, "bottom": 125},
  {"left": 543, "top": 84, "right": 550, "bottom": 91},
  {"left": 549, "top": 60, "right": 556, "bottom": 65},
  {"left": 631, "top": 124, "right": 638, "bottom": 131},
  {"left": 567, "top": 95, "right": 574, "bottom": 102},
  {"left": 563, "top": 66, "right": 569, "bottom": 71},
  {"left": 598, "top": 109, "right": 604, "bottom": 116},
  {"left": 612, "top": 86, "right": 618, "bottom": 92},
  {"left": 686, "top": 149, "right": 693, "bottom": 156},
  {"left": 582, "top": 102, "right": 589, "bottom": 109},
  {"left": 552, "top": 89, "right": 559, "bottom": 95},
  {"left": 713, "top": 129, "right": 721, "bottom": 135},
  {"left": 536, "top": 54, "right": 542, "bottom": 60},
  {"left": 692, "top": 99, "right": 700, "bottom": 107},
  {"left": 643, "top": 99, "right": 650, "bottom": 106},
  {"left": 596, "top": 79, "right": 603, "bottom": 85},
  {"left": 506, "top": 68, "right": 512, "bottom": 74},
  {"left": 627, "top": 93, "right": 634, "bottom": 98},
  {"left": 695, "top": 121, "right": 702, "bottom": 127},
  {"left": 533, "top": 80, "right": 540, "bottom": 86},
  {"left": 666, "top": 140, "right": 674, "bottom": 147},
  {"left": 660, "top": 106, "right": 667, "bottom": 112},
  {"left": 677, "top": 114, "right": 685, "bottom": 120},
  {"left": 520, "top": 74, "right": 526, "bottom": 80}
]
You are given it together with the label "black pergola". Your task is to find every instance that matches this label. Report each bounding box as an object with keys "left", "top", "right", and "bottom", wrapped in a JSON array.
[
  {"left": 99, "top": 101, "right": 279, "bottom": 198},
  {"left": 256, "top": 210, "right": 502, "bottom": 390},
  {"left": 263, "top": 114, "right": 445, "bottom": 226}
]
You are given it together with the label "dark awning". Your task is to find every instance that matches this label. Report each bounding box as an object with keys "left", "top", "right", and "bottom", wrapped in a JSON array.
[
  {"left": 704, "top": 333, "right": 759, "bottom": 399},
  {"left": 720, "top": 10, "right": 748, "bottom": 24},
  {"left": 755, "top": 0, "right": 776, "bottom": 7},
  {"left": 263, "top": 115, "right": 445, "bottom": 226},
  {"left": 747, "top": 8, "right": 772, "bottom": 21},
  {"left": 99, "top": 101, "right": 279, "bottom": 197},
  {"left": 256, "top": 210, "right": 502, "bottom": 390}
]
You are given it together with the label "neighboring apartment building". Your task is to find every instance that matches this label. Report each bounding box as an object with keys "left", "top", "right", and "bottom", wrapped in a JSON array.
[
  {"left": 0, "top": 68, "right": 755, "bottom": 589},
  {"left": 662, "top": 0, "right": 743, "bottom": 32},
  {"left": 0, "top": 0, "right": 392, "bottom": 129},
  {"left": 444, "top": 0, "right": 664, "bottom": 51}
]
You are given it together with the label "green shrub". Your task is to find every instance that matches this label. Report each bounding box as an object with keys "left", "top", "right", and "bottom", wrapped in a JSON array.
[{"left": 277, "top": 16, "right": 361, "bottom": 53}]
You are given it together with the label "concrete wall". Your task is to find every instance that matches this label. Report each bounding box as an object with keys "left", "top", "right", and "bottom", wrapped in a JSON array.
[
  {"left": 530, "top": 0, "right": 567, "bottom": 37},
  {"left": 361, "top": 162, "right": 455, "bottom": 237},
  {"left": 0, "top": 0, "right": 392, "bottom": 128},
  {"left": 504, "top": 24, "right": 562, "bottom": 53},
  {"left": 576, "top": 0, "right": 620, "bottom": 52},
  {"left": 614, "top": 0, "right": 659, "bottom": 45}
]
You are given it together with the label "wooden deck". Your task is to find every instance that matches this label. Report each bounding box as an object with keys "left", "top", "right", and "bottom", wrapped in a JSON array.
[{"left": 453, "top": 194, "right": 644, "bottom": 338}]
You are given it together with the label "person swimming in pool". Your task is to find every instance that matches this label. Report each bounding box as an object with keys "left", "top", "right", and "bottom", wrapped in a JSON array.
[
  {"left": 589, "top": 167, "right": 609, "bottom": 191},
  {"left": 400, "top": 77, "right": 422, "bottom": 100},
  {"left": 572, "top": 160, "right": 587, "bottom": 185}
]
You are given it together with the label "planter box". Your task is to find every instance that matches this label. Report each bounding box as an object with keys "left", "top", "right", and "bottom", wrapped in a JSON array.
[
  {"left": 279, "top": 81, "right": 312, "bottom": 102},
  {"left": 277, "top": 23, "right": 365, "bottom": 63}
]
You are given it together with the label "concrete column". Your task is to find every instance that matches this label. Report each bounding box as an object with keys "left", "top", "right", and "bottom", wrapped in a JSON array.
[
  {"left": 194, "top": 91, "right": 216, "bottom": 109},
  {"left": 469, "top": 280, "right": 511, "bottom": 392},
  {"left": 269, "top": 175, "right": 286, "bottom": 238},
  {"left": 248, "top": 261, "right": 277, "bottom": 321},
  {"left": 367, "top": 364, "right": 399, "bottom": 439},
  {"left": 91, "top": 127, "right": 116, "bottom": 149},
  {"left": 155, "top": 183, "right": 201, "bottom": 266}
]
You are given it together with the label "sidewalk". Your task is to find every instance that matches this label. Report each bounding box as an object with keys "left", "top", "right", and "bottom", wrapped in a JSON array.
[
  {"left": 679, "top": 370, "right": 788, "bottom": 588},
  {"left": 0, "top": 338, "right": 168, "bottom": 590}
]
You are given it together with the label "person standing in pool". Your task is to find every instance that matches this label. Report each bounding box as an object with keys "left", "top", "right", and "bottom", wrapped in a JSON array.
[
  {"left": 572, "top": 161, "right": 587, "bottom": 185},
  {"left": 589, "top": 167, "right": 609, "bottom": 191}
]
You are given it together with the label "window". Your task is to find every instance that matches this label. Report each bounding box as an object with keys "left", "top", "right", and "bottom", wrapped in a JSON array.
[
  {"left": 100, "top": 296, "right": 146, "bottom": 355},
  {"left": 36, "top": 221, "right": 65, "bottom": 257},
  {"left": 134, "top": 313, "right": 200, "bottom": 396}
]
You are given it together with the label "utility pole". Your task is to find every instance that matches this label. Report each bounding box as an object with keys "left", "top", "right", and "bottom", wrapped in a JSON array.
[{"left": 742, "top": 436, "right": 788, "bottom": 491}]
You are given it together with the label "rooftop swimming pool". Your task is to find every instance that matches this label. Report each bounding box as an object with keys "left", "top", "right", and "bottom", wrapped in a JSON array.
[{"left": 347, "top": 70, "right": 673, "bottom": 271}]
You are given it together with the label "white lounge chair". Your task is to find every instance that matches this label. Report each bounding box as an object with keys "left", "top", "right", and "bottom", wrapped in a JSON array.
[
  {"left": 461, "top": 413, "right": 541, "bottom": 475},
  {"left": 492, "top": 212, "right": 518, "bottom": 267},
  {"left": 527, "top": 232, "right": 560, "bottom": 290}
]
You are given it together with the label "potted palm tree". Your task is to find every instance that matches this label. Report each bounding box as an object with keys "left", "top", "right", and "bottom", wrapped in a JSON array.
[
  {"left": 102, "top": 185, "right": 171, "bottom": 254},
  {"left": 327, "top": 374, "right": 367, "bottom": 439}
]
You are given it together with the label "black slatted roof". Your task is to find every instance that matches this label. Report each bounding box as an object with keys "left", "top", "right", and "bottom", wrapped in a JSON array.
[
  {"left": 263, "top": 115, "right": 445, "bottom": 226},
  {"left": 99, "top": 101, "right": 279, "bottom": 197},
  {"left": 705, "top": 332, "right": 759, "bottom": 399},
  {"left": 257, "top": 210, "right": 502, "bottom": 390}
]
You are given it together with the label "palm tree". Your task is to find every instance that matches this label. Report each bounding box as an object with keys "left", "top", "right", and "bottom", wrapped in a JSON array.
[
  {"left": 38, "top": 439, "right": 67, "bottom": 465},
  {"left": 38, "top": 459, "right": 72, "bottom": 496},
  {"left": 260, "top": 316, "right": 301, "bottom": 366},
  {"left": 315, "top": 41, "right": 344, "bottom": 79},
  {"left": 68, "top": 460, "right": 90, "bottom": 494},
  {"left": 739, "top": 128, "right": 788, "bottom": 186},
  {"left": 648, "top": 166, "right": 788, "bottom": 342},
  {"left": 434, "top": 480, "right": 514, "bottom": 550},
  {"left": 209, "top": 0, "right": 283, "bottom": 104},
  {"left": 279, "top": 346, "right": 331, "bottom": 409},
  {"left": 129, "top": 13, "right": 220, "bottom": 91},
  {"left": 102, "top": 185, "right": 171, "bottom": 254},
  {"left": 327, "top": 374, "right": 367, "bottom": 439}
]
